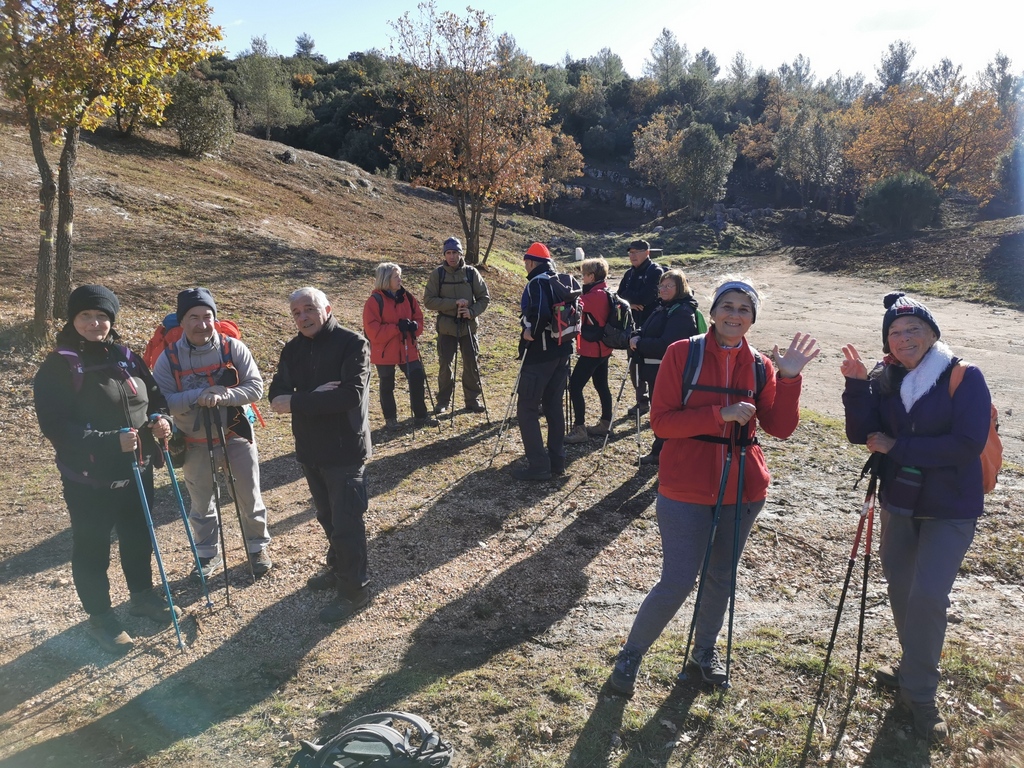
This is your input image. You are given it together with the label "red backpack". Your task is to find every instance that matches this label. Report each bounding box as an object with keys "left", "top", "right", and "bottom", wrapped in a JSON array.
[{"left": 142, "top": 313, "right": 241, "bottom": 370}]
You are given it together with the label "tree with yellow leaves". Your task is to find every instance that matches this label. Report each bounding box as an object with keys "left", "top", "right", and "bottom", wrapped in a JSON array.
[
  {"left": 390, "top": 2, "right": 582, "bottom": 265},
  {"left": 0, "top": 0, "right": 221, "bottom": 338},
  {"left": 846, "top": 82, "right": 1011, "bottom": 205}
]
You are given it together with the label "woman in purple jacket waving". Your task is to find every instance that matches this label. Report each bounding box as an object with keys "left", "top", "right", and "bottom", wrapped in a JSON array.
[{"left": 841, "top": 292, "right": 991, "bottom": 744}]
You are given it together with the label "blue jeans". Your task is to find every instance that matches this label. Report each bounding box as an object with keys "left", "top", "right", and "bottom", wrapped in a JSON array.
[{"left": 625, "top": 494, "right": 764, "bottom": 654}]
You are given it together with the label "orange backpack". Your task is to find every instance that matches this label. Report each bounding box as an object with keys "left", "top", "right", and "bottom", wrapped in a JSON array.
[
  {"left": 142, "top": 313, "right": 241, "bottom": 370},
  {"left": 949, "top": 362, "right": 1002, "bottom": 493}
]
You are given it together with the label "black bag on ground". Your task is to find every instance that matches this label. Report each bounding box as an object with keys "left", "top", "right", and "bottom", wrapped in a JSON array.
[{"left": 288, "top": 711, "right": 454, "bottom": 767}]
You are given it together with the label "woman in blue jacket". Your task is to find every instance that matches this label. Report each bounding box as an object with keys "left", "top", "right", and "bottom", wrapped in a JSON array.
[{"left": 841, "top": 292, "right": 991, "bottom": 743}]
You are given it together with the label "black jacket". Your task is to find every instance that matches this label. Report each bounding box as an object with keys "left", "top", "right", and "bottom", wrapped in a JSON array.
[
  {"left": 617, "top": 257, "right": 666, "bottom": 327},
  {"left": 633, "top": 296, "right": 701, "bottom": 384},
  {"left": 269, "top": 316, "right": 372, "bottom": 467},
  {"left": 34, "top": 329, "right": 167, "bottom": 484}
]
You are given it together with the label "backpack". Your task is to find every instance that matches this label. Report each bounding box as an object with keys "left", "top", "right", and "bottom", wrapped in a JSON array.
[
  {"left": 544, "top": 273, "right": 582, "bottom": 346},
  {"left": 436, "top": 263, "right": 478, "bottom": 292},
  {"left": 680, "top": 334, "right": 767, "bottom": 406},
  {"left": 949, "top": 361, "right": 1002, "bottom": 493},
  {"left": 601, "top": 289, "right": 635, "bottom": 350},
  {"left": 289, "top": 711, "right": 454, "bottom": 768},
  {"left": 57, "top": 343, "right": 140, "bottom": 395},
  {"left": 143, "top": 313, "right": 243, "bottom": 370}
]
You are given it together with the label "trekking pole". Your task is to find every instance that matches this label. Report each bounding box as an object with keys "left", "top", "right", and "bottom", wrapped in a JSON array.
[
  {"left": 815, "top": 454, "right": 880, "bottom": 700},
  {"left": 211, "top": 406, "right": 256, "bottom": 584},
  {"left": 723, "top": 422, "right": 748, "bottom": 688},
  {"left": 491, "top": 348, "right": 528, "bottom": 461},
  {"left": 450, "top": 317, "right": 462, "bottom": 425},
  {"left": 602, "top": 363, "right": 631, "bottom": 454},
  {"left": 680, "top": 425, "right": 736, "bottom": 684},
  {"left": 467, "top": 327, "right": 491, "bottom": 425},
  {"left": 201, "top": 407, "right": 232, "bottom": 605},
  {"left": 404, "top": 333, "right": 441, "bottom": 434},
  {"left": 121, "top": 428, "right": 185, "bottom": 650},
  {"left": 150, "top": 415, "right": 213, "bottom": 609}
]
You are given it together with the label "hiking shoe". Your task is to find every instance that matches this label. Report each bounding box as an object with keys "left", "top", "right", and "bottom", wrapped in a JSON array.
[
  {"left": 901, "top": 691, "right": 949, "bottom": 743},
  {"left": 307, "top": 570, "right": 339, "bottom": 591},
  {"left": 433, "top": 403, "right": 450, "bottom": 415},
  {"left": 627, "top": 403, "right": 649, "bottom": 417},
  {"left": 609, "top": 647, "right": 643, "bottom": 696},
  {"left": 128, "top": 588, "right": 182, "bottom": 625},
  {"left": 414, "top": 416, "right": 439, "bottom": 427},
  {"left": 874, "top": 663, "right": 900, "bottom": 690},
  {"left": 467, "top": 402, "right": 486, "bottom": 413},
  {"left": 250, "top": 548, "right": 272, "bottom": 576},
  {"left": 319, "top": 589, "right": 371, "bottom": 625},
  {"left": 587, "top": 419, "right": 611, "bottom": 436},
  {"left": 550, "top": 458, "right": 566, "bottom": 477},
  {"left": 87, "top": 610, "right": 134, "bottom": 655},
  {"left": 385, "top": 417, "right": 399, "bottom": 430},
  {"left": 639, "top": 452, "right": 660, "bottom": 466},
  {"left": 564, "top": 425, "right": 589, "bottom": 444},
  {"left": 192, "top": 553, "right": 223, "bottom": 582},
  {"left": 689, "top": 645, "right": 727, "bottom": 686},
  {"left": 512, "top": 465, "right": 552, "bottom": 481}
]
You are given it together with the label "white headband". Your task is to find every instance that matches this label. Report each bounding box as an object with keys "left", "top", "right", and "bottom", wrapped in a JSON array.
[{"left": 711, "top": 281, "right": 760, "bottom": 319}]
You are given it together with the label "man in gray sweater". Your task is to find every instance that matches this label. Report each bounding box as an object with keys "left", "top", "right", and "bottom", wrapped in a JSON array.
[{"left": 153, "top": 288, "right": 271, "bottom": 579}]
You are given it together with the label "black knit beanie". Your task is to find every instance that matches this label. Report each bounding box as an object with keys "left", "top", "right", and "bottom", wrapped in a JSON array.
[
  {"left": 67, "top": 285, "right": 119, "bottom": 323},
  {"left": 881, "top": 292, "right": 940, "bottom": 352},
  {"left": 176, "top": 287, "right": 218, "bottom": 323}
]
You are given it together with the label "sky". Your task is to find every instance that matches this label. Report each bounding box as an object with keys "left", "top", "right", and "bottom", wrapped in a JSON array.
[{"left": 209, "top": 0, "right": 1024, "bottom": 85}]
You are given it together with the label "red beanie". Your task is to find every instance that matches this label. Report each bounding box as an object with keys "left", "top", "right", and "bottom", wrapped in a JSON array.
[{"left": 524, "top": 242, "right": 551, "bottom": 261}]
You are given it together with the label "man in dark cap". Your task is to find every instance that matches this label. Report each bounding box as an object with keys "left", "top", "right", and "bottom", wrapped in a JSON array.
[
  {"left": 153, "top": 288, "right": 272, "bottom": 580},
  {"left": 618, "top": 239, "right": 665, "bottom": 416},
  {"left": 423, "top": 235, "right": 490, "bottom": 415}
]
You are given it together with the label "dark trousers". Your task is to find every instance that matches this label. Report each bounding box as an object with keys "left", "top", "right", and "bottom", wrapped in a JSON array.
[
  {"left": 516, "top": 355, "right": 570, "bottom": 472},
  {"left": 376, "top": 362, "right": 427, "bottom": 419},
  {"left": 63, "top": 471, "right": 155, "bottom": 616},
  {"left": 630, "top": 358, "right": 650, "bottom": 407},
  {"left": 436, "top": 332, "right": 482, "bottom": 408},
  {"left": 569, "top": 355, "right": 612, "bottom": 426},
  {"left": 301, "top": 463, "right": 369, "bottom": 598}
]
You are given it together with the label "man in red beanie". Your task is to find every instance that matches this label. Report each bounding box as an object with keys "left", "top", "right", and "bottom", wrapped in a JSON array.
[{"left": 513, "top": 243, "right": 580, "bottom": 480}]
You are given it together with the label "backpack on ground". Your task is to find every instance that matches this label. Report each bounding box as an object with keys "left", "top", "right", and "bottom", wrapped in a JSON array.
[
  {"left": 288, "top": 711, "right": 454, "bottom": 768},
  {"left": 545, "top": 272, "right": 582, "bottom": 346},
  {"left": 949, "top": 361, "right": 1002, "bottom": 493}
]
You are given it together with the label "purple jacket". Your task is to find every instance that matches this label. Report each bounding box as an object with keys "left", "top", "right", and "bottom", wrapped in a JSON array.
[{"left": 843, "top": 357, "right": 990, "bottom": 520}]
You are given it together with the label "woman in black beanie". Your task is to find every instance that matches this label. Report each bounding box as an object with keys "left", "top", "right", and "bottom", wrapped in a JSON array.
[{"left": 33, "top": 285, "right": 180, "bottom": 655}]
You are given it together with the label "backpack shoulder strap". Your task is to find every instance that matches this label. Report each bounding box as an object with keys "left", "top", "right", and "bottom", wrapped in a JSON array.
[
  {"left": 436, "top": 264, "right": 447, "bottom": 288},
  {"left": 948, "top": 359, "right": 966, "bottom": 396},
  {"left": 681, "top": 335, "right": 705, "bottom": 405},
  {"left": 749, "top": 344, "right": 767, "bottom": 398},
  {"left": 373, "top": 292, "right": 384, "bottom": 315}
]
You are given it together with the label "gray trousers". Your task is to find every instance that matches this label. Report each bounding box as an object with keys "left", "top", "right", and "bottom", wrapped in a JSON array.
[
  {"left": 880, "top": 512, "right": 976, "bottom": 703},
  {"left": 516, "top": 355, "right": 570, "bottom": 472},
  {"left": 183, "top": 436, "right": 270, "bottom": 557},
  {"left": 625, "top": 494, "right": 763, "bottom": 655}
]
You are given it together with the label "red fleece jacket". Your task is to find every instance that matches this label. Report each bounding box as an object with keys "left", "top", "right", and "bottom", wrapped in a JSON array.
[
  {"left": 363, "top": 290, "right": 424, "bottom": 366},
  {"left": 651, "top": 330, "right": 803, "bottom": 505}
]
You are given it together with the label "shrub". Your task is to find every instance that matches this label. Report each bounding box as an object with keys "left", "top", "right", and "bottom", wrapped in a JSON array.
[
  {"left": 857, "top": 171, "right": 940, "bottom": 231},
  {"left": 993, "top": 138, "right": 1024, "bottom": 207},
  {"left": 166, "top": 74, "right": 235, "bottom": 158}
]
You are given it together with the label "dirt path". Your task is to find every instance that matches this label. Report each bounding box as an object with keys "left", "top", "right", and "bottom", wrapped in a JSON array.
[{"left": 686, "top": 255, "right": 1024, "bottom": 463}]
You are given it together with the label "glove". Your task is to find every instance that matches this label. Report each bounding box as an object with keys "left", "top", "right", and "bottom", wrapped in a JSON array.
[{"left": 398, "top": 319, "right": 418, "bottom": 335}]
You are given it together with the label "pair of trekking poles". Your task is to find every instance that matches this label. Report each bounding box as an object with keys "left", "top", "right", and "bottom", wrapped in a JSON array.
[{"left": 122, "top": 407, "right": 255, "bottom": 650}]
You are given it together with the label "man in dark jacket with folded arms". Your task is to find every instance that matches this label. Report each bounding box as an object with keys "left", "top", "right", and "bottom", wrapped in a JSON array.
[
  {"left": 618, "top": 239, "right": 665, "bottom": 416},
  {"left": 269, "top": 286, "right": 373, "bottom": 625}
]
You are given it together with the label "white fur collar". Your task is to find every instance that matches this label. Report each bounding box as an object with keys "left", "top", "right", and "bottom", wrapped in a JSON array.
[{"left": 900, "top": 341, "right": 954, "bottom": 412}]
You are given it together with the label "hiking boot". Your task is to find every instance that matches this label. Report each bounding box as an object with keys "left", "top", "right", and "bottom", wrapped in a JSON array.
[
  {"left": 587, "top": 419, "right": 611, "bottom": 436},
  {"left": 128, "top": 588, "right": 182, "bottom": 625},
  {"left": 87, "top": 610, "right": 134, "bottom": 655},
  {"left": 192, "top": 553, "right": 223, "bottom": 582},
  {"left": 466, "top": 402, "right": 486, "bottom": 414},
  {"left": 689, "top": 645, "right": 727, "bottom": 686},
  {"left": 319, "top": 589, "right": 371, "bottom": 625},
  {"left": 609, "top": 647, "right": 643, "bottom": 696},
  {"left": 627, "top": 403, "right": 649, "bottom": 417},
  {"left": 512, "top": 465, "right": 552, "bottom": 481},
  {"left": 414, "top": 416, "right": 439, "bottom": 427},
  {"left": 307, "top": 570, "right": 339, "bottom": 591},
  {"left": 901, "top": 691, "right": 949, "bottom": 743},
  {"left": 564, "top": 425, "right": 589, "bottom": 444},
  {"left": 639, "top": 451, "right": 660, "bottom": 466},
  {"left": 249, "top": 548, "right": 272, "bottom": 576},
  {"left": 433, "top": 402, "right": 450, "bottom": 416},
  {"left": 550, "top": 457, "right": 566, "bottom": 477},
  {"left": 385, "top": 417, "right": 399, "bottom": 430},
  {"left": 874, "top": 663, "right": 900, "bottom": 690}
]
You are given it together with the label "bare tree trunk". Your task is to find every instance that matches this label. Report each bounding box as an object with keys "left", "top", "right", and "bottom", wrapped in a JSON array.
[
  {"left": 480, "top": 201, "right": 501, "bottom": 266},
  {"left": 27, "top": 104, "right": 57, "bottom": 340},
  {"left": 54, "top": 126, "right": 79, "bottom": 319}
]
